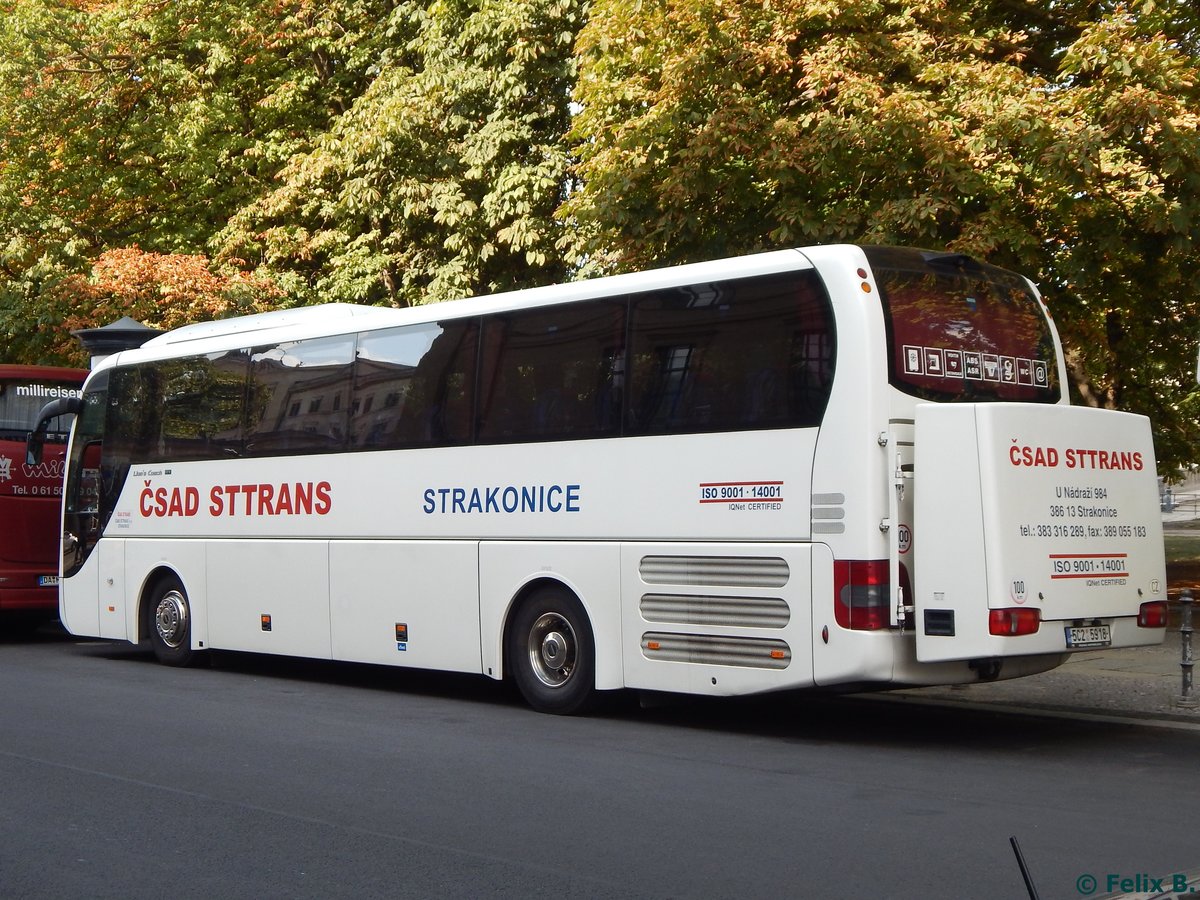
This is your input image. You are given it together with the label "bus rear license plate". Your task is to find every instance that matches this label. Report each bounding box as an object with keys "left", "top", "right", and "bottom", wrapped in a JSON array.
[
  {"left": 1065, "top": 625, "right": 1111, "bottom": 648},
  {"left": 38, "top": 576, "right": 59, "bottom": 587}
]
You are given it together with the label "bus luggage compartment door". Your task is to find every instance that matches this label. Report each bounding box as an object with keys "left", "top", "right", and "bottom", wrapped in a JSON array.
[{"left": 912, "top": 403, "right": 1166, "bottom": 663}]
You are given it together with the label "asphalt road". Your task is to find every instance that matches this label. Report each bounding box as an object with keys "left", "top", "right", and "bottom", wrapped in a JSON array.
[{"left": 1, "top": 627, "right": 1196, "bottom": 900}]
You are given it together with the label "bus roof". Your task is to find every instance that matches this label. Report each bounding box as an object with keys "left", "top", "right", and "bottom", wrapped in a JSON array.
[{"left": 0, "top": 364, "right": 89, "bottom": 381}]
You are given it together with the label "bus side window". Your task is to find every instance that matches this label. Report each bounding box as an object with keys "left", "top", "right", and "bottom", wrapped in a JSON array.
[
  {"left": 245, "top": 336, "right": 355, "bottom": 456},
  {"left": 350, "top": 319, "right": 478, "bottom": 450},
  {"left": 476, "top": 300, "right": 625, "bottom": 444},
  {"left": 626, "top": 271, "right": 834, "bottom": 435},
  {"left": 157, "top": 351, "right": 249, "bottom": 460}
]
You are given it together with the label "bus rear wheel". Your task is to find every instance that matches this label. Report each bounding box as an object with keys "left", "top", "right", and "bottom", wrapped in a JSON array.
[
  {"left": 507, "top": 586, "right": 595, "bottom": 715},
  {"left": 148, "top": 575, "right": 201, "bottom": 667}
]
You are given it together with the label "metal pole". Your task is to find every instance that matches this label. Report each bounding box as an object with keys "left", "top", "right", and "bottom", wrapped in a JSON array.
[
  {"left": 1179, "top": 589, "right": 1196, "bottom": 709},
  {"left": 1009, "top": 836, "right": 1042, "bottom": 900}
]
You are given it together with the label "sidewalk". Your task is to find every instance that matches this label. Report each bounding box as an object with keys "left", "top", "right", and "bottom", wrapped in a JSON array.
[
  {"left": 889, "top": 633, "right": 1198, "bottom": 725},
  {"left": 880, "top": 510, "right": 1200, "bottom": 725}
]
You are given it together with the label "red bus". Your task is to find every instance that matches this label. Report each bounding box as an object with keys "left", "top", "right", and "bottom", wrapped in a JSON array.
[{"left": 0, "top": 365, "right": 88, "bottom": 628}]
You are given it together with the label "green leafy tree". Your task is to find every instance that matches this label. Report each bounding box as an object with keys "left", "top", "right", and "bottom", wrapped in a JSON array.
[
  {"left": 3, "top": 0, "right": 1199, "bottom": 474},
  {"left": 565, "top": 0, "right": 1200, "bottom": 470},
  {"left": 220, "top": 0, "right": 584, "bottom": 307},
  {"left": 0, "top": 0, "right": 393, "bottom": 360}
]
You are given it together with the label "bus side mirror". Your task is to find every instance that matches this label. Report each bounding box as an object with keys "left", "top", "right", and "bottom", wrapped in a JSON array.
[{"left": 25, "top": 396, "right": 83, "bottom": 465}]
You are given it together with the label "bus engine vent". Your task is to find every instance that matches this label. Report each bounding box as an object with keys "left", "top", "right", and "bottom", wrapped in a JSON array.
[
  {"left": 640, "top": 594, "right": 790, "bottom": 629},
  {"left": 641, "top": 633, "right": 791, "bottom": 669},
  {"left": 639, "top": 556, "right": 789, "bottom": 588}
]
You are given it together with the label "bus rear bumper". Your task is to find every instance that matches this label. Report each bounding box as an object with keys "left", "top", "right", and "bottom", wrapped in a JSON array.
[{"left": 0, "top": 582, "right": 59, "bottom": 615}]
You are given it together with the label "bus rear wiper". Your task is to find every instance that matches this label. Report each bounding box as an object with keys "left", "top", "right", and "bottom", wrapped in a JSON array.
[{"left": 922, "top": 250, "right": 982, "bottom": 272}]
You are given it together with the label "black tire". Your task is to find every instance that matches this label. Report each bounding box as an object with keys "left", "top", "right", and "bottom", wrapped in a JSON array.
[
  {"left": 507, "top": 586, "right": 596, "bottom": 715},
  {"left": 147, "top": 574, "right": 201, "bottom": 667}
]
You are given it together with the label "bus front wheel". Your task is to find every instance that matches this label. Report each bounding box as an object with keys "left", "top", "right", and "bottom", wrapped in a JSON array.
[
  {"left": 148, "top": 575, "right": 201, "bottom": 667},
  {"left": 507, "top": 587, "right": 596, "bottom": 715}
]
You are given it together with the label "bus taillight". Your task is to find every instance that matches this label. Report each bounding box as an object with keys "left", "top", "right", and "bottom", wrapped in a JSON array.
[
  {"left": 1138, "top": 601, "right": 1168, "bottom": 628},
  {"left": 988, "top": 608, "right": 1041, "bottom": 636},
  {"left": 833, "top": 560, "right": 890, "bottom": 631}
]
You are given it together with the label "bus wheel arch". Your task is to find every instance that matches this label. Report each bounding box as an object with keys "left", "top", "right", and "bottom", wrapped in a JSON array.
[
  {"left": 503, "top": 579, "right": 596, "bottom": 715},
  {"left": 140, "top": 568, "right": 203, "bottom": 667}
]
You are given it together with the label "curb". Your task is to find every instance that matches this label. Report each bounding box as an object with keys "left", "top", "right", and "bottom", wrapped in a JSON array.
[{"left": 863, "top": 691, "right": 1200, "bottom": 732}]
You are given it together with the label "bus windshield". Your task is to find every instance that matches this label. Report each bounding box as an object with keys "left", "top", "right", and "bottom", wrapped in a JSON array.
[
  {"left": 0, "top": 376, "right": 82, "bottom": 441},
  {"left": 866, "top": 246, "right": 1060, "bottom": 404}
]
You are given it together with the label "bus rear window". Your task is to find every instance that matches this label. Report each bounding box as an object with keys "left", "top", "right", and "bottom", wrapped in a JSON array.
[{"left": 865, "top": 246, "right": 1060, "bottom": 403}]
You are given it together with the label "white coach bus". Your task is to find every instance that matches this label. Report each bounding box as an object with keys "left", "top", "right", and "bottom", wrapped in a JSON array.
[{"left": 29, "top": 246, "right": 1168, "bottom": 713}]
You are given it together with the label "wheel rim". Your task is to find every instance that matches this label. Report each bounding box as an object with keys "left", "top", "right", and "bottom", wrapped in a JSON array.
[
  {"left": 155, "top": 590, "right": 188, "bottom": 649},
  {"left": 526, "top": 611, "right": 577, "bottom": 688}
]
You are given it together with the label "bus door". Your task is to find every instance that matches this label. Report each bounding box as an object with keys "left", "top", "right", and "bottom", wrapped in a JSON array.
[
  {"left": 912, "top": 402, "right": 1166, "bottom": 663},
  {"left": 884, "top": 419, "right": 915, "bottom": 629},
  {"left": 58, "top": 375, "right": 113, "bottom": 635}
]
